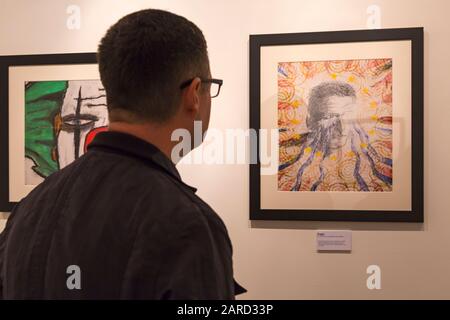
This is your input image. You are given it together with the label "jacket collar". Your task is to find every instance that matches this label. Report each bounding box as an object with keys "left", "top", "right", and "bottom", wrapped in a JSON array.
[{"left": 87, "top": 131, "right": 197, "bottom": 193}]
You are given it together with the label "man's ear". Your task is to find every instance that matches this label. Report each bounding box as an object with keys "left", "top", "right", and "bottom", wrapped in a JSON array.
[{"left": 182, "top": 77, "right": 202, "bottom": 117}]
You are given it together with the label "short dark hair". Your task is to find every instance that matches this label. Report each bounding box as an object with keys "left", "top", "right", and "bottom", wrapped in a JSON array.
[{"left": 98, "top": 9, "right": 209, "bottom": 123}]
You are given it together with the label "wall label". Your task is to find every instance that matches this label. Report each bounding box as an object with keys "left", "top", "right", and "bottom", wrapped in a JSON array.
[{"left": 317, "top": 230, "right": 352, "bottom": 252}]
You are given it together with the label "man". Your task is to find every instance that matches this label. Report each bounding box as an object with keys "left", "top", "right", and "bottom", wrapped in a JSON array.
[{"left": 0, "top": 9, "right": 245, "bottom": 299}]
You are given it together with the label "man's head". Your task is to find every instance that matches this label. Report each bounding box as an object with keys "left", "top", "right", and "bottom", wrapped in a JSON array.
[
  {"left": 307, "top": 81, "right": 357, "bottom": 131},
  {"left": 98, "top": 9, "right": 211, "bottom": 132},
  {"left": 306, "top": 81, "right": 357, "bottom": 151}
]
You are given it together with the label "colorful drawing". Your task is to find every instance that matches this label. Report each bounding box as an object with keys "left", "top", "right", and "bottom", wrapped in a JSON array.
[
  {"left": 25, "top": 80, "right": 108, "bottom": 185},
  {"left": 278, "top": 59, "right": 393, "bottom": 192}
]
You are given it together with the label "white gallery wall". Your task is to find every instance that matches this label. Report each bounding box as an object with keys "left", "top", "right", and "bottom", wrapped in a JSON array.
[{"left": 1, "top": 0, "right": 450, "bottom": 299}]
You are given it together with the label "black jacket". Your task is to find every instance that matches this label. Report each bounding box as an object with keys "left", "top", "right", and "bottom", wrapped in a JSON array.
[{"left": 0, "top": 131, "right": 245, "bottom": 299}]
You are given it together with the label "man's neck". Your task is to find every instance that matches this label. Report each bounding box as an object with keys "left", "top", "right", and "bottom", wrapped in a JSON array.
[{"left": 108, "top": 121, "right": 176, "bottom": 162}]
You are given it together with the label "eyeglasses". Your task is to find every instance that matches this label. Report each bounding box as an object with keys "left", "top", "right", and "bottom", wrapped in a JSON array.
[{"left": 179, "top": 78, "right": 223, "bottom": 98}]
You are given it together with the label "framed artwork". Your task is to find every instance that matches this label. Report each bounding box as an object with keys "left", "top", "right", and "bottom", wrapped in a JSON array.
[
  {"left": 249, "top": 28, "right": 424, "bottom": 222},
  {"left": 0, "top": 53, "right": 108, "bottom": 211}
]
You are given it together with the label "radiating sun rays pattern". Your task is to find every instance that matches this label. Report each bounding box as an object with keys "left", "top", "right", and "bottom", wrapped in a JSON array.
[{"left": 278, "top": 59, "right": 393, "bottom": 192}]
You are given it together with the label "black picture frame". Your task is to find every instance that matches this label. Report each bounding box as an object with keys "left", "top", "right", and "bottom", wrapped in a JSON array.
[
  {"left": 249, "top": 28, "right": 424, "bottom": 222},
  {"left": 0, "top": 53, "right": 97, "bottom": 212}
]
